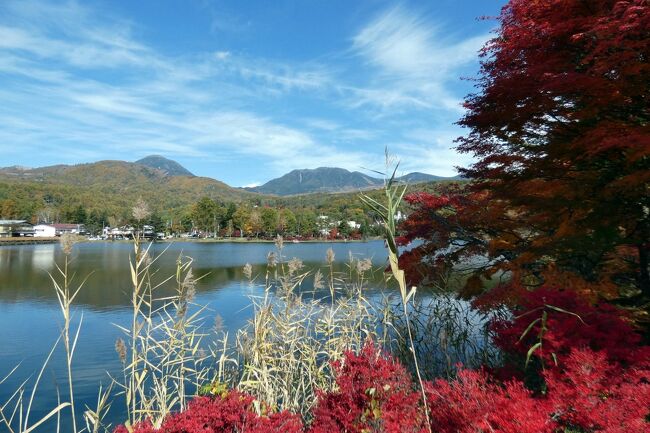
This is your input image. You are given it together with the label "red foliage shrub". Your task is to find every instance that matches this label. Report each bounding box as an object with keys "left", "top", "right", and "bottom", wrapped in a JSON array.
[
  {"left": 113, "top": 391, "right": 302, "bottom": 433},
  {"left": 425, "top": 368, "right": 554, "bottom": 433},
  {"left": 309, "top": 342, "right": 426, "bottom": 433},
  {"left": 487, "top": 287, "right": 650, "bottom": 431},
  {"left": 114, "top": 421, "right": 153, "bottom": 433},
  {"left": 491, "top": 287, "right": 650, "bottom": 370},
  {"left": 424, "top": 346, "right": 650, "bottom": 433},
  {"left": 544, "top": 348, "right": 650, "bottom": 433}
]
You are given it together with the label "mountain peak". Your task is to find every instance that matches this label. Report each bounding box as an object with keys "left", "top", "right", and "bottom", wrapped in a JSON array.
[
  {"left": 135, "top": 155, "right": 194, "bottom": 177},
  {"left": 247, "top": 167, "right": 458, "bottom": 196},
  {"left": 248, "top": 167, "right": 377, "bottom": 195}
]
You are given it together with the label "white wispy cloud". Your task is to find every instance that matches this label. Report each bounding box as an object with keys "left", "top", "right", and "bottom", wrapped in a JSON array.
[
  {"left": 353, "top": 6, "right": 484, "bottom": 79},
  {"left": 0, "top": 1, "right": 349, "bottom": 173},
  {"left": 184, "top": 111, "right": 374, "bottom": 172},
  {"left": 237, "top": 60, "right": 333, "bottom": 92},
  {"left": 348, "top": 5, "right": 487, "bottom": 113},
  {"left": 388, "top": 128, "right": 474, "bottom": 176},
  {"left": 0, "top": 1, "right": 152, "bottom": 70},
  {"left": 0, "top": 0, "right": 488, "bottom": 182}
]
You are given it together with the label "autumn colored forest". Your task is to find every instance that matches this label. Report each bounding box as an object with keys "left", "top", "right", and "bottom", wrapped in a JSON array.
[{"left": 1, "top": 169, "right": 456, "bottom": 240}]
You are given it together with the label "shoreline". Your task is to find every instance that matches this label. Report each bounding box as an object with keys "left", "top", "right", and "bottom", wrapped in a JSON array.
[
  {"left": 0, "top": 236, "right": 383, "bottom": 246},
  {"left": 159, "top": 236, "right": 382, "bottom": 244}
]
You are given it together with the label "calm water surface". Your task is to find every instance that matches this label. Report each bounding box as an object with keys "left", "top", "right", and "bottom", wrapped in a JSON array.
[{"left": 0, "top": 240, "right": 390, "bottom": 431}]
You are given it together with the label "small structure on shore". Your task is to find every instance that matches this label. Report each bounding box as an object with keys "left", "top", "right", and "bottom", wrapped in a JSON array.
[
  {"left": 33, "top": 224, "right": 56, "bottom": 237},
  {"left": 103, "top": 225, "right": 156, "bottom": 240},
  {"left": 0, "top": 220, "right": 35, "bottom": 237},
  {"left": 51, "top": 223, "right": 86, "bottom": 236}
]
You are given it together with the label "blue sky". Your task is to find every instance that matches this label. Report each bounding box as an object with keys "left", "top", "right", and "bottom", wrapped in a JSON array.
[{"left": 0, "top": 0, "right": 504, "bottom": 186}]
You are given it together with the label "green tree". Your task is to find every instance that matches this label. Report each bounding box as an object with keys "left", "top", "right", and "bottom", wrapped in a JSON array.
[
  {"left": 295, "top": 209, "right": 317, "bottom": 237},
  {"left": 224, "top": 202, "right": 237, "bottom": 223},
  {"left": 192, "top": 197, "right": 220, "bottom": 234},
  {"left": 261, "top": 207, "right": 278, "bottom": 236},
  {"left": 147, "top": 213, "right": 166, "bottom": 235},
  {"left": 68, "top": 205, "right": 87, "bottom": 224},
  {"left": 338, "top": 220, "right": 352, "bottom": 238},
  {"left": 86, "top": 210, "right": 108, "bottom": 235},
  {"left": 232, "top": 205, "right": 251, "bottom": 237},
  {"left": 359, "top": 219, "right": 371, "bottom": 240},
  {"left": 180, "top": 213, "right": 193, "bottom": 232},
  {"left": 278, "top": 208, "right": 297, "bottom": 235}
]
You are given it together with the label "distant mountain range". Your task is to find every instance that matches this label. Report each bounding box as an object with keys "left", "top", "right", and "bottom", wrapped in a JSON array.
[
  {"left": 0, "top": 156, "right": 461, "bottom": 215},
  {"left": 246, "top": 167, "right": 459, "bottom": 196}
]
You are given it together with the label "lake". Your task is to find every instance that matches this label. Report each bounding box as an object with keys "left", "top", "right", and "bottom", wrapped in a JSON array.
[{"left": 0, "top": 240, "right": 392, "bottom": 431}]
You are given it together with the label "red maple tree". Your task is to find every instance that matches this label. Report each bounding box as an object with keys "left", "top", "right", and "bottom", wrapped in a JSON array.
[
  {"left": 457, "top": 0, "right": 650, "bottom": 296},
  {"left": 401, "top": 1, "right": 649, "bottom": 301}
]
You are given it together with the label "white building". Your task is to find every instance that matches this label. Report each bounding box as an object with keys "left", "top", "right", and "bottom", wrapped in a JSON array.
[
  {"left": 346, "top": 220, "right": 361, "bottom": 230},
  {"left": 33, "top": 224, "right": 56, "bottom": 237}
]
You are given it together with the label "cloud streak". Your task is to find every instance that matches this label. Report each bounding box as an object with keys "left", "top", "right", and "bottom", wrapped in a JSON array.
[
  {"left": 348, "top": 5, "right": 487, "bottom": 114},
  {"left": 0, "top": 0, "right": 489, "bottom": 183}
]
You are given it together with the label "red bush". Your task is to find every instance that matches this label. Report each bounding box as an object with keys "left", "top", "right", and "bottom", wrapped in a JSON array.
[
  {"left": 425, "top": 368, "right": 554, "bottom": 433},
  {"left": 309, "top": 342, "right": 426, "bottom": 433},
  {"left": 545, "top": 348, "right": 650, "bottom": 433},
  {"left": 113, "top": 391, "right": 302, "bottom": 433},
  {"left": 491, "top": 287, "right": 650, "bottom": 371}
]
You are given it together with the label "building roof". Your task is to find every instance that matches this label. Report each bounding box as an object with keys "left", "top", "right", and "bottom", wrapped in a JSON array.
[
  {"left": 0, "top": 220, "right": 29, "bottom": 225},
  {"left": 52, "top": 223, "right": 83, "bottom": 229}
]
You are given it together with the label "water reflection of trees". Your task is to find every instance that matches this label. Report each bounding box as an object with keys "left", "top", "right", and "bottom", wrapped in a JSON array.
[{"left": 0, "top": 246, "right": 390, "bottom": 310}]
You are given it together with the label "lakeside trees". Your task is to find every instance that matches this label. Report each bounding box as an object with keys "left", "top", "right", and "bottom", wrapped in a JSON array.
[
  {"left": 2, "top": 177, "right": 442, "bottom": 238},
  {"left": 26, "top": 194, "right": 388, "bottom": 240},
  {"left": 398, "top": 0, "right": 650, "bottom": 303},
  {"left": 182, "top": 197, "right": 377, "bottom": 239}
]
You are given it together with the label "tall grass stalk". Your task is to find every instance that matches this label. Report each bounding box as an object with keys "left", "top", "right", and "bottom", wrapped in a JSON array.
[
  {"left": 49, "top": 234, "right": 90, "bottom": 433},
  {"left": 0, "top": 337, "right": 70, "bottom": 433},
  {"left": 360, "top": 160, "right": 433, "bottom": 433},
  {"left": 82, "top": 383, "right": 113, "bottom": 433},
  {"left": 235, "top": 240, "right": 384, "bottom": 420},
  {"left": 114, "top": 235, "right": 215, "bottom": 429}
]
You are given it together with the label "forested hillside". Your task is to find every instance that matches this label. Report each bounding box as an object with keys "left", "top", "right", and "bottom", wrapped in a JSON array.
[
  {"left": 0, "top": 158, "right": 459, "bottom": 239},
  {"left": 0, "top": 160, "right": 255, "bottom": 222}
]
